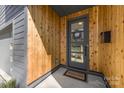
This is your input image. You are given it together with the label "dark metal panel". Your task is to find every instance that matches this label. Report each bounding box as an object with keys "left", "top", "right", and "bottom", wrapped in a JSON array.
[{"left": 51, "top": 5, "right": 94, "bottom": 16}]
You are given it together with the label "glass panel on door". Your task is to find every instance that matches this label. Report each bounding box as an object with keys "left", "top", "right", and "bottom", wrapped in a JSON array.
[
  {"left": 71, "top": 53, "right": 83, "bottom": 63},
  {"left": 68, "top": 16, "right": 88, "bottom": 70},
  {"left": 70, "top": 20, "right": 84, "bottom": 64}
]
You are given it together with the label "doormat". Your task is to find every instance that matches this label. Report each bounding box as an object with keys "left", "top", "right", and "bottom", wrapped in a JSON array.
[{"left": 64, "top": 70, "right": 86, "bottom": 81}]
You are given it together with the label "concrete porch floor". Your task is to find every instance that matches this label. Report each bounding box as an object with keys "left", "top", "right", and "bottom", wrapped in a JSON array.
[{"left": 35, "top": 67, "right": 106, "bottom": 88}]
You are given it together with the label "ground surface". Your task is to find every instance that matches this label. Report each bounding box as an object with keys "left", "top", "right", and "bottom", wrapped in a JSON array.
[{"left": 35, "top": 67, "right": 106, "bottom": 88}]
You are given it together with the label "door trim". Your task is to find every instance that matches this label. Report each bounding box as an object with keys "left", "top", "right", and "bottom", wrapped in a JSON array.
[{"left": 66, "top": 14, "right": 89, "bottom": 71}]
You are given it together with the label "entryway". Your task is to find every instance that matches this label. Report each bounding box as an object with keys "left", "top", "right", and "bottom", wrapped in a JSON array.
[{"left": 67, "top": 16, "right": 89, "bottom": 70}]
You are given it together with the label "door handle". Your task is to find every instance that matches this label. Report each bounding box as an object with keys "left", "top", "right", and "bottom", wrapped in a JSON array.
[{"left": 85, "top": 46, "right": 87, "bottom": 56}]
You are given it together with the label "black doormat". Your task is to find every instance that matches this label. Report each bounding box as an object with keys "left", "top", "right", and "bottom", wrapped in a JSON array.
[{"left": 64, "top": 70, "right": 86, "bottom": 81}]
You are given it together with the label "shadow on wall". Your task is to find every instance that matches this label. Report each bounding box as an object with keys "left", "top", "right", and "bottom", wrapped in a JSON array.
[
  {"left": 0, "top": 24, "right": 12, "bottom": 40},
  {"left": 27, "top": 5, "right": 60, "bottom": 84}
]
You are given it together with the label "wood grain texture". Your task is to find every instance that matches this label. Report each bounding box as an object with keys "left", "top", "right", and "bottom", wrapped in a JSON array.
[
  {"left": 98, "top": 5, "right": 124, "bottom": 88},
  {"left": 60, "top": 6, "right": 124, "bottom": 88},
  {"left": 26, "top": 5, "right": 124, "bottom": 87},
  {"left": 27, "top": 5, "right": 60, "bottom": 84}
]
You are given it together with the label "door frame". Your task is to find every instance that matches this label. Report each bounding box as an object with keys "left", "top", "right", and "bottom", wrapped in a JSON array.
[{"left": 66, "top": 14, "right": 89, "bottom": 71}]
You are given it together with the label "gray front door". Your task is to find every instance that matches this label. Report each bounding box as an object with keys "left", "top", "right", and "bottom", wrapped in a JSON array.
[{"left": 67, "top": 16, "right": 89, "bottom": 70}]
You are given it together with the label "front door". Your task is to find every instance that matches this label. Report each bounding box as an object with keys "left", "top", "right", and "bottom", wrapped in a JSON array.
[{"left": 67, "top": 16, "right": 89, "bottom": 70}]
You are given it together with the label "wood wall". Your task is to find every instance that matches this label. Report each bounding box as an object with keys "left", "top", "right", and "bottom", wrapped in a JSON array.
[
  {"left": 27, "top": 5, "right": 60, "bottom": 84},
  {"left": 60, "top": 6, "right": 99, "bottom": 71},
  {"left": 26, "top": 5, "right": 124, "bottom": 87},
  {"left": 60, "top": 6, "right": 124, "bottom": 88},
  {"left": 98, "top": 5, "right": 124, "bottom": 88}
]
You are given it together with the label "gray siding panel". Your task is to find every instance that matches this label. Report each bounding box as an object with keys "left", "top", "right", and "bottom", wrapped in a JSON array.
[
  {"left": 0, "top": 5, "right": 27, "bottom": 87},
  {"left": 0, "top": 5, "right": 25, "bottom": 26},
  {"left": 12, "top": 9, "right": 27, "bottom": 87},
  {"left": 13, "top": 56, "right": 25, "bottom": 63},
  {"left": 14, "top": 39, "right": 25, "bottom": 45},
  {"left": 14, "top": 45, "right": 25, "bottom": 50},
  {"left": 14, "top": 26, "right": 24, "bottom": 34}
]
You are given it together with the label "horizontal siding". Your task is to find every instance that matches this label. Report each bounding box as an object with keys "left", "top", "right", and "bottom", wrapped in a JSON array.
[
  {"left": 12, "top": 9, "right": 27, "bottom": 87},
  {"left": 0, "top": 5, "right": 27, "bottom": 87},
  {"left": 0, "top": 5, "right": 25, "bottom": 26}
]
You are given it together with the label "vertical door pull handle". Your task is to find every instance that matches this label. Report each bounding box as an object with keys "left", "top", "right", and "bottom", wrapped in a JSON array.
[{"left": 85, "top": 46, "right": 87, "bottom": 56}]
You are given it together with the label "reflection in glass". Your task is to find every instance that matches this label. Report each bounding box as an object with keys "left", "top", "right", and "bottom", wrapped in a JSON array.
[
  {"left": 71, "top": 32, "right": 84, "bottom": 42},
  {"left": 71, "top": 46, "right": 83, "bottom": 53},
  {"left": 71, "top": 22, "right": 84, "bottom": 32},
  {"left": 71, "top": 53, "right": 83, "bottom": 63},
  {"left": 70, "top": 20, "right": 84, "bottom": 64}
]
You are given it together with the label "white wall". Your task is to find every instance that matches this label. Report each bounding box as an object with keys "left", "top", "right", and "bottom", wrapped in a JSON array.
[
  {"left": 0, "top": 38, "right": 12, "bottom": 74},
  {"left": 0, "top": 24, "right": 12, "bottom": 75}
]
